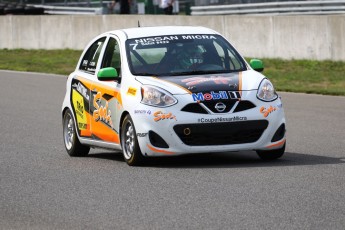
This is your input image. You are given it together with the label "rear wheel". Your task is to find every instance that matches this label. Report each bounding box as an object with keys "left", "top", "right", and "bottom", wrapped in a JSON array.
[
  {"left": 63, "top": 109, "right": 90, "bottom": 157},
  {"left": 121, "top": 115, "right": 145, "bottom": 166},
  {"left": 256, "top": 143, "right": 285, "bottom": 160}
]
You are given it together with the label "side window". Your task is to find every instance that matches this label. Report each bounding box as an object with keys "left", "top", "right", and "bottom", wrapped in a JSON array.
[
  {"left": 227, "top": 49, "right": 243, "bottom": 70},
  {"left": 101, "top": 37, "right": 121, "bottom": 75},
  {"left": 214, "top": 41, "right": 225, "bottom": 60},
  {"left": 79, "top": 37, "right": 106, "bottom": 74},
  {"left": 213, "top": 41, "right": 226, "bottom": 68},
  {"left": 214, "top": 40, "right": 244, "bottom": 70}
]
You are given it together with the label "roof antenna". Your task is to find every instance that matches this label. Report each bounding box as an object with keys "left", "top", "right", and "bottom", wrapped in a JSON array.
[{"left": 138, "top": 20, "right": 141, "bottom": 27}]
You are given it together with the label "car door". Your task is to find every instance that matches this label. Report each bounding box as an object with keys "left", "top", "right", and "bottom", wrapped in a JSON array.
[
  {"left": 89, "top": 36, "right": 122, "bottom": 144},
  {"left": 70, "top": 36, "right": 106, "bottom": 139}
]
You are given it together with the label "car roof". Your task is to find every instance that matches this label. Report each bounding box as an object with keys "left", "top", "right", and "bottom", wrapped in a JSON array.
[{"left": 110, "top": 26, "right": 219, "bottom": 39}]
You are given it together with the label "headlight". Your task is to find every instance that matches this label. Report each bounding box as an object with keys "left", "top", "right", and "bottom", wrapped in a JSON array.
[
  {"left": 257, "top": 78, "right": 278, "bottom": 102},
  {"left": 141, "top": 85, "right": 177, "bottom": 107}
]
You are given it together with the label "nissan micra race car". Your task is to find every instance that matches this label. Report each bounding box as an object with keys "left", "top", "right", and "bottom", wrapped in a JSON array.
[{"left": 62, "top": 26, "right": 286, "bottom": 166}]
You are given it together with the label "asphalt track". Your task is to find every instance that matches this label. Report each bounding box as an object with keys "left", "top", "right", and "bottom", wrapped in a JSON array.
[{"left": 0, "top": 70, "right": 345, "bottom": 229}]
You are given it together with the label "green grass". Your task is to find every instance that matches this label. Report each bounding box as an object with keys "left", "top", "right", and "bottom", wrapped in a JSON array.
[
  {"left": 261, "top": 59, "right": 345, "bottom": 96},
  {"left": 0, "top": 49, "right": 82, "bottom": 75},
  {"left": 0, "top": 49, "right": 344, "bottom": 96}
]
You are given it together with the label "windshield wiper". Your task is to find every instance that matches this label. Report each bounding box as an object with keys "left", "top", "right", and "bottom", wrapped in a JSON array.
[
  {"left": 134, "top": 69, "right": 238, "bottom": 77},
  {"left": 169, "top": 70, "right": 207, "bottom": 76},
  {"left": 169, "top": 70, "right": 231, "bottom": 76},
  {"left": 134, "top": 72, "right": 159, "bottom": 76}
]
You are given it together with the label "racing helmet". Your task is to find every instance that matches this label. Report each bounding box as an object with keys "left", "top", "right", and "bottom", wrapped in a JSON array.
[{"left": 176, "top": 44, "right": 204, "bottom": 69}]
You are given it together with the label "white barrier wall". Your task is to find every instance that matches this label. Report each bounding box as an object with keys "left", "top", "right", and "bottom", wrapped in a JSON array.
[{"left": 0, "top": 14, "right": 344, "bottom": 60}]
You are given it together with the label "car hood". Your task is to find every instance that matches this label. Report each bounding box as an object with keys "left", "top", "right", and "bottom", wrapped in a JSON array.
[{"left": 135, "top": 70, "right": 265, "bottom": 95}]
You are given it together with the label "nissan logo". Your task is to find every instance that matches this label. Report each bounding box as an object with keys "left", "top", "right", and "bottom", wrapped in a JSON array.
[{"left": 215, "top": 102, "right": 226, "bottom": 112}]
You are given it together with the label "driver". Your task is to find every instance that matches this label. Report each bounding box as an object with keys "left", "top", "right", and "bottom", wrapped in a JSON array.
[{"left": 174, "top": 45, "right": 204, "bottom": 69}]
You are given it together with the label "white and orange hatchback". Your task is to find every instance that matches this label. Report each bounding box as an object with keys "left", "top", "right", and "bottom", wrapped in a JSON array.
[{"left": 62, "top": 26, "right": 286, "bottom": 166}]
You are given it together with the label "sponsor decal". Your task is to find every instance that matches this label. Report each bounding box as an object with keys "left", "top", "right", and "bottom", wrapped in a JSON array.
[
  {"left": 181, "top": 35, "right": 217, "bottom": 40},
  {"left": 93, "top": 91, "right": 113, "bottom": 128},
  {"left": 192, "top": 91, "right": 241, "bottom": 101},
  {"left": 182, "top": 76, "right": 234, "bottom": 86},
  {"left": 72, "top": 82, "right": 90, "bottom": 101},
  {"left": 260, "top": 106, "right": 277, "bottom": 118},
  {"left": 229, "top": 91, "right": 241, "bottom": 99},
  {"left": 277, "top": 103, "right": 283, "bottom": 109},
  {"left": 153, "top": 111, "right": 177, "bottom": 122},
  {"left": 198, "top": 116, "right": 247, "bottom": 123},
  {"left": 135, "top": 36, "right": 179, "bottom": 44},
  {"left": 127, "top": 87, "right": 137, "bottom": 96},
  {"left": 82, "top": 60, "right": 88, "bottom": 66},
  {"left": 137, "top": 133, "right": 148, "bottom": 137},
  {"left": 130, "top": 35, "right": 217, "bottom": 48},
  {"left": 72, "top": 89, "right": 87, "bottom": 130},
  {"left": 134, "top": 110, "right": 152, "bottom": 115},
  {"left": 133, "top": 35, "right": 217, "bottom": 44}
]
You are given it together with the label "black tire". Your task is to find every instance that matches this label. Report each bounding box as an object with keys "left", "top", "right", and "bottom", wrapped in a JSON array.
[
  {"left": 256, "top": 143, "right": 285, "bottom": 161},
  {"left": 121, "top": 115, "right": 145, "bottom": 166},
  {"left": 63, "top": 109, "right": 90, "bottom": 157}
]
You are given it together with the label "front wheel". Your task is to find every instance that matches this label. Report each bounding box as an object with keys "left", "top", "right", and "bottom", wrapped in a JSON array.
[
  {"left": 256, "top": 143, "right": 286, "bottom": 161},
  {"left": 63, "top": 109, "right": 90, "bottom": 157},
  {"left": 121, "top": 115, "right": 145, "bottom": 166}
]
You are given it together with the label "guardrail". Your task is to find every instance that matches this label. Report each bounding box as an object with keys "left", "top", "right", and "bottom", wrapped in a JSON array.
[
  {"left": 27, "top": 4, "right": 104, "bottom": 14},
  {"left": 191, "top": 0, "right": 345, "bottom": 15}
]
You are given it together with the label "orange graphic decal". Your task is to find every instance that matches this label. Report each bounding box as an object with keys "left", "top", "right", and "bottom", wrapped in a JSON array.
[
  {"left": 93, "top": 91, "right": 113, "bottom": 128},
  {"left": 153, "top": 77, "right": 192, "bottom": 94},
  {"left": 260, "top": 106, "right": 277, "bottom": 118},
  {"left": 266, "top": 139, "right": 286, "bottom": 148},
  {"left": 238, "top": 72, "right": 242, "bottom": 99},
  {"left": 147, "top": 144, "right": 173, "bottom": 155},
  {"left": 153, "top": 111, "right": 177, "bottom": 122}
]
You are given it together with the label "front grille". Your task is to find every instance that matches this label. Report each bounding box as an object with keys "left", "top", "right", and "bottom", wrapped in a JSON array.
[
  {"left": 173, "top": 120, "right": 268, "bottom": 146},
  {"left": 181, "top": 103, "right": 208, "bottom": 114},
  {"left": 181, "top": 100, "right": 256, "bottom": 114},
  {"left": 233, "top": 101, "right": 256, "bottom": 112},
  {"left": 201, "top": 99, "right": 237, "bottom": 113}
]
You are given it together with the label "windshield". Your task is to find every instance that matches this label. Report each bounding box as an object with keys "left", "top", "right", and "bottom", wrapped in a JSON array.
[{"left": 125, "top": 34, "right": 247, "bottom": 76}]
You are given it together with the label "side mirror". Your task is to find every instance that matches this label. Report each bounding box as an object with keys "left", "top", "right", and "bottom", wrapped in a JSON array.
[
  {"left": 97, "top": 67, "right": 118, "bottom": 81},
  {"left": 249, "top": 59, "right": 264, "bottom": 72}
]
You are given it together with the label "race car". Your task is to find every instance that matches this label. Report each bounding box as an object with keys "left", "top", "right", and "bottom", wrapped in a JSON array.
[{"left": 62, "top": 26, "right": 286, "bottom": 166}]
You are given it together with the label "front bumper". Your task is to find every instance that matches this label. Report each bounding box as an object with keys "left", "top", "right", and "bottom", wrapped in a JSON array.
[{"left": 131, "top": 94, "right": 286, "bottom": 157}]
